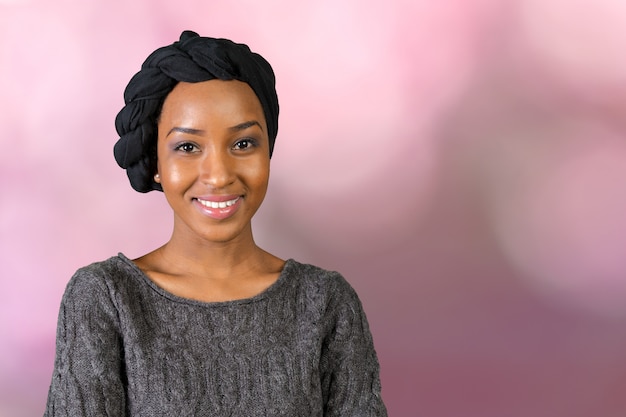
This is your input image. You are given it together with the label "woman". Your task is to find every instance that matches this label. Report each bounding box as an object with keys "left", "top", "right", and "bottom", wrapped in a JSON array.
[{"left": 45, "top": 30, "right": 387, "bottom": 416}]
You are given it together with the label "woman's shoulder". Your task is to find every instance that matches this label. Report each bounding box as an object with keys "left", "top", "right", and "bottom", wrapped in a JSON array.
[
  {"left": 71, "top": 253, "right": 137, "bottom": 280},
  {"left": 284, "top": 258, "right": 342, "bottom": 281},
  {"left": 64, "top": 253, "right": 144, "bottom": 299},
  {"left": 282, "top": 259, "right": 359, "bottom": 300}
]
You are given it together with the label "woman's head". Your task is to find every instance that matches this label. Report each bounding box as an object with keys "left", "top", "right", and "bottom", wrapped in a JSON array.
[
  {"left": 155, "top": 79, "right": 270, "bottom": 244},
  {"left": 114, "top": 30, "right": 279, "bottom": 192}
]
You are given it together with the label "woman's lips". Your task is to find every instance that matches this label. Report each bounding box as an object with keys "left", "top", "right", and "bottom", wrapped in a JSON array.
[{"left": 194, "top": 196, "right": 242, "bottom": 220}]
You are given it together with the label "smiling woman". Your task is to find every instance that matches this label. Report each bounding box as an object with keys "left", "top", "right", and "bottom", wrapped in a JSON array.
[
  {"left": 152, "top": 80, "right": 271, "bottom": 249},
  {"left": 43, "top": 31, "right": 387, "bottom": 416}
]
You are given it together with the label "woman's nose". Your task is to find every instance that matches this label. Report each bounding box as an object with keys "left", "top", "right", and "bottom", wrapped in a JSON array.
[{"left": 199, "top": 150, "right": 235, "bottom": 188}]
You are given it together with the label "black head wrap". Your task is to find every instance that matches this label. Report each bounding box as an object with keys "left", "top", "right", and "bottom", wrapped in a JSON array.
[{"left": 113, "top": 30, "right": 279, "bottom": 192}]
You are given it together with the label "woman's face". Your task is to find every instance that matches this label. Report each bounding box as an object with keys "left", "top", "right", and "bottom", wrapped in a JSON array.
[{"left": 155, "top": 79, "right": 270, "bottom": 245}]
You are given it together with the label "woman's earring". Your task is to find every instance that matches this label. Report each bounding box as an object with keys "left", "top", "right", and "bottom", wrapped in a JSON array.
[{"left": 154, "top": 173, "right": 161, "bottom": 183}]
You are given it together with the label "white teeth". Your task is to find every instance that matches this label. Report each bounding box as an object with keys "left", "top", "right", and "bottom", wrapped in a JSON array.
[{"left": 198, "top": 197, "right": 239, "bottom": 209}]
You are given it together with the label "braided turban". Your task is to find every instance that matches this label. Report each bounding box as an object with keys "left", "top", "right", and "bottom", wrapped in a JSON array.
[{"left": 113, "top": 30, "right": 279, "bottom": 192}]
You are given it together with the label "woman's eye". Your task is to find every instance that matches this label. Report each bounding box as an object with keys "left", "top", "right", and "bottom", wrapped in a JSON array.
[
  {"left": 174, "top": 142, "right": 198, "bottom": 153},
  {"left": 234, "top": 139, "right": 256, "bottom": 150}
]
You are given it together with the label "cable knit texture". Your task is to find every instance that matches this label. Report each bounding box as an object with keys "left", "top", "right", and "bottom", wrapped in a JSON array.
[{"left": 44, "top": 254, "right": 387, "bottom": 416}]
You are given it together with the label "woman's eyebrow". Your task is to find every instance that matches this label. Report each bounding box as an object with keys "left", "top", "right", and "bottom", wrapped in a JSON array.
[
  {"left": 166, "top": 121, "right": 262, "bottom": 137},
  {"left": 167, "top": 127, "right": 205, "bottom": 137},
  {"left": 230, "top": 120, "right": 263, "bottom": 132}
]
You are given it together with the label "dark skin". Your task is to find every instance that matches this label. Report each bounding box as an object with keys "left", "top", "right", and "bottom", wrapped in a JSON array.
[{"left": 133, "top": 80, "right": 284, "bottom": 302}]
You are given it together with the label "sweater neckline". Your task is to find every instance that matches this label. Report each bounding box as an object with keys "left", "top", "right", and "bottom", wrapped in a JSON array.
[{"left": 116, "top": 252, "right": 295, "bottom": 307}]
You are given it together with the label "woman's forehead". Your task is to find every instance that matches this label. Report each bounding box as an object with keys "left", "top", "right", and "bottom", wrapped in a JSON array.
[{"left": 159, "top": 80, "right": 267, "bottom": 131}]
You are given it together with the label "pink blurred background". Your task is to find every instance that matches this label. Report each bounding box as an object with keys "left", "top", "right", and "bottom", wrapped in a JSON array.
[{"left": 2, "top": 0, "right": 626, "bottom": 415}]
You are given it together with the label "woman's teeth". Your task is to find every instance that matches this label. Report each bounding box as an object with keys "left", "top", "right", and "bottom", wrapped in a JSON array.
[{"left": 197, "top": 197, "right": 239, "bottom": 209}]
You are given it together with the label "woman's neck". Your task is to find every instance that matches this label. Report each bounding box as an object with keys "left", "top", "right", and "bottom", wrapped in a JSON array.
[{"left": 161, "top": 232, "right": 265, "bottom": 278}]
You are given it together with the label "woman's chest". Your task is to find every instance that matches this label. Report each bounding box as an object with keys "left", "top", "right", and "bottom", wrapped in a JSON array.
[{"left": 119, "top": 302, "right": 326, "bottom": 416}]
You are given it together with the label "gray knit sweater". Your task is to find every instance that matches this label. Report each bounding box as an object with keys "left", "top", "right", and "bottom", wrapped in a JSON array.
[{"left": 44, "top": 254, "right": 387, "bottom": 416}]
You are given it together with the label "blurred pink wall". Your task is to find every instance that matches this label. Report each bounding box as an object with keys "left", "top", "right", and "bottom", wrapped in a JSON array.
[{"left": 2, "top": 0, "right": 626, "bottom": 415}]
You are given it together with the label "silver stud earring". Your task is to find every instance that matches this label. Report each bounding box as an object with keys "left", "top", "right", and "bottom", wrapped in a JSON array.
[{"left": 154, "top": 173, "right": 160, "bottom": 182}]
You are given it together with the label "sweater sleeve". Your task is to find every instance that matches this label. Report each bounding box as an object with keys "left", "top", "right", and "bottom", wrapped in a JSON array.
[
  {"left": 319, "top": 274, "right": 387, "bottom": 417},
  {"left": 44, "top": 267, "right": 126, "bottom": 416}
]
